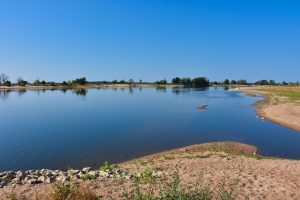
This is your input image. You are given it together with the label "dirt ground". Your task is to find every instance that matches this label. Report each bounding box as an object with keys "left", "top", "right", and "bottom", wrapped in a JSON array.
[{"left": 1, "top": 142, "right": 300, "bottom": 200}]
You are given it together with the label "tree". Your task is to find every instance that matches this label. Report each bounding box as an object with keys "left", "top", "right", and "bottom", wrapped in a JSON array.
[
  {"left": 231, "top": 80, "right": 237, "bottom": 84},
  {"left": 0, "top": 73, "right": 9, "bottom": 84},
  {"left": 119, "top": 80, "right": 126, "bottom": 84},
  {"left": 34, "top": 79, "right": 40, "bottom": 85},
  {"left": 4, "top": 81, "right": 11, "bottom": 87},
  {"left": 269, "top": 80, "right": 276, "bottom": 85},
  {"left": 17, "top": 77, "right": 27, "bottom": 86},
  {"left": 112, "top": 80, "right": 118, "bottom": 84},
  {"left": 155, "top": 79, "right": 167, "bottom": 84},
  {"left": 139, "top": 79, "right": 143, "bottom": 84},
  {"left": 181, "top": 78, "right": 192, "bottom": 86},
  {"left": 72, "top": 77, "right": 87, "bottom": 85},
  {"left": 281, "top": 81, "right": 288, "bottom": 85},
  {"left": 128, "top": 79, "right": 134, "bottom": 85},
  {"left": 223, "top": 79, "right": 230, "bottom": 84},
  {"left": 172, "top": 77, "right": 181, "bottom": 84},
  {"left": 192, "top": 77, "right": 209, "bottom": 87},
  {"left": 238, "top": 80, "right": 247, "bottom": 85}
]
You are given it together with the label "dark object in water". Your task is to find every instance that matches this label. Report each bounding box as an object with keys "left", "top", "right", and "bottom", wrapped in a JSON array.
[{"left": 197, "top": 105, "right": 208, "bottom": 110}]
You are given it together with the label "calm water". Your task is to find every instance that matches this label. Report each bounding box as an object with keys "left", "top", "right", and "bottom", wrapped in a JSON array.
[{"left": 1, "top": 87, "right": 300, "bottom": 171}]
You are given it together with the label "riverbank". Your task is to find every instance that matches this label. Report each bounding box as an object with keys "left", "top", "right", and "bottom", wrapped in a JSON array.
[
  {"left": 234, "top": 86, "right": 300, "bottom": 132},
  {"left": 1, "top": 142, "right": 300, "bottom": 199},
  {"left": 0, "top": 83, "right": 182, "bottom": 91}
]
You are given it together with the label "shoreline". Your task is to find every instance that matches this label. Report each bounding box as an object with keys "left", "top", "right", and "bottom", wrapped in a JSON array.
[
  {"left": 0, "top": 84, "right": 189, "bottom": 91},
  {"left": 233, "top": 86, "right": 300, "bottom": 132},
  {"left": 2, "top": 141, "right": 300, "bottom": 199}
]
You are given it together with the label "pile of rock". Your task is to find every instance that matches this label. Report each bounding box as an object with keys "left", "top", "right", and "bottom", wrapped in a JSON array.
[{"left": 0, "top": 167, "right": 133, "bottom": 188}]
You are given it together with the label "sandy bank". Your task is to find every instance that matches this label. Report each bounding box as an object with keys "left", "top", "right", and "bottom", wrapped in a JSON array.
[
  {"left": 235, "top": 86, "right": 300, "bottom": 132},
  {"left": 1, "top": 142, "right": 300, "bottom": 200}
]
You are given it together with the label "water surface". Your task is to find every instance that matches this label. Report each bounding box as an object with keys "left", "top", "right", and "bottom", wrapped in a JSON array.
[{"left": 1, "top": 87, "right": 300, "bottom": 171}]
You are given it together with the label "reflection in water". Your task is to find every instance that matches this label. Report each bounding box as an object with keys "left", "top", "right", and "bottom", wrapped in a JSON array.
[
  {"left": 224, "top": 86, "right": 230, "bottom": 91},
  {"left": 0, "top": 90, "right": 11, "bottom": 101},
  {"left": 192, "top": 87, "right": 209, "bottom": 91},
  {"left": 156, "top": 86, "right": 167, "bottom": 93},
  {"left": 73, "top": 89, "right": 87, "bottom": 96},
  {"left": 60, "top": 88, "right": 68, "bottom": 93},
  {"left": 128, "top": 87, "right": 134, "bottom": 94},
  {"left": 17, "top": 89, "right": 26, "bottom": 97},
  {"left": 172, "top": 87, "right": 192, "bottom": 95}
]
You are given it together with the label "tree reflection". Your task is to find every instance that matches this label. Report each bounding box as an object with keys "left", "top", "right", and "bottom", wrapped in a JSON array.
[
  {"left": 156, "top": 86, "right": 167, "bottom": 93},
  {"left": 73, "top": 89, "right": 87, "bottom": 96},
  {"left": 17, "top": 89, "right": 27, "bottom": 97},
  {"left": 0, "top": 90, "right": 11, "bottom": 101}
]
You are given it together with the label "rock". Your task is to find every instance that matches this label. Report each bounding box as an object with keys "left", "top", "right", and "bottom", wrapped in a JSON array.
[
  {"left": 56, "top": 175, "right": 69, "bottom": 183},
  {"left": 87, "top": 171, "right": 96, "bottom": 177},
  {"left": 26, "top": 178, "right": 38, "bottom": 185},
  {"left": 99, "top": 170, "right": 109, "bottom": 177},
  {"left": 82, "top": 167, "right": 92, "bottom": 173},
  {"left": 70, "top": 169, "right": 80, "bottom": 174},
  {"left": 45, "top": 177, "right": 55, "bottom": 183},
  {"left": 38, "top": 176, "right": 46, "bottom": 182},
  {"left": 78, "top": 172, "right": 85, "bottom": 178}
]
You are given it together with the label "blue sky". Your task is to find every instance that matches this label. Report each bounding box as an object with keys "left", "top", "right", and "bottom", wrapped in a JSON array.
[{"left": 0, "top": 0, "right": 299, "bottom": 83}]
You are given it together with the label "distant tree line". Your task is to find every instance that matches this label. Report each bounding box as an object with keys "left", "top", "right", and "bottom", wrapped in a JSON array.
[
  {"left": 171, "top": 77, "right": 210, "bottom": 87},
  {"left": 0, "top": 72, "right": 299, "bottom": 87}
]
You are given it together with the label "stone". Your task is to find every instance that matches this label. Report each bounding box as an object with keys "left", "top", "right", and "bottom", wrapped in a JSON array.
[
  {"left": 70, "top": 169, "right": 80, "bottom": 174},
  {"left": 82, "top": 167, "right": 92, "bottom": 173},
  {"left": 26, "top": 178, "right": 38, "bottom": 185},
  {"left": 38, "top": 176, "right": 46, "bottom": 182},
  {"left": 56, "top": 175, "right": 69, "bottom": 183},
  {"left": 45, "top": 177, "right": 55, "bottom": 183},
  {"left": 99, "top": 171, "right": 109, "bottom": 177},
  {"left": 87, "top": 171, "right": 96, "bottom": 177}
]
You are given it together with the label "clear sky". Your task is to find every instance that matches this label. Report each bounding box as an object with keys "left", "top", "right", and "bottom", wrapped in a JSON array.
[{"left": 0, "top": 0, "right": 299, "bottom": 83}]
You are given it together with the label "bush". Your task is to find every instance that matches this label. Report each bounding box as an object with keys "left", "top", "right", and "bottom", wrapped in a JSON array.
[
  {"left": 4, "top": 80, "right": 11, "bottom": 86},
  {"left": 72, "top": 77, "right": 87, "bottom": 85},
  {"left": 50, "top": 183, "right": 99, "bottom": 200},
  {"left": 100, "top": 161, "right": 117, "bottom": 172}
]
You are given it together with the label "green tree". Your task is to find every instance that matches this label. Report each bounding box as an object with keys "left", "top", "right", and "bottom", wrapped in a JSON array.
[
  {"left": 223, "top": 79, "right": 230, "bottom": 84},
  {"left": 72, "top": 77, "right": 87, "bottom": 85},
  {"left": 269, "top": 80, "right": 276, "bottom": 85},
  {"left": 231, "top": 80, "right": 237, "bottom": 84},
  {"left": 17, "top": 77, "right": 27, "bottom": 86},
  {"left": 128, "top": 79, "right": 134, "bottom": 85},
  {"left": 238, "top": 80, "right": 247, "bottom": 85},
  {"left": 172, "top": 77, "right": 181, "bottom": 84},
  {"left": 192, "top": 77, "right": 209, "bottom": 87},
  {"left": 181, "top": 78, "right": 192, "bottom": 86}
]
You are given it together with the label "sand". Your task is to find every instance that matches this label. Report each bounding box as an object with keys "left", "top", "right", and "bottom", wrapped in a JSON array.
[
  {"left": 236, "top": 87, "right": 300, "bottom": 132},
  {"left": 1, "top": 142, "right": 300, "bottom": 200}
]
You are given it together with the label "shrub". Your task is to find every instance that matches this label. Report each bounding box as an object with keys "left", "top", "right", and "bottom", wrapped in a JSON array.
[
  {"left": 50, "top": 183, "right": 99, "bottom": 200},
  {"left": 4, "top": 80, "right": 11, "bottom": 86},
  {"left": 100, "top": 161, "right": 117, "bottom": 172}
]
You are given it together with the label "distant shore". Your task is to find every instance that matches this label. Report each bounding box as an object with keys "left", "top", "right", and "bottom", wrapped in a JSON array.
[
  {"left": 0, "top": 83, "right": 180, "bottom": 90},
  {"left": 234, "top": 86, "right": 300, "bottom": 132}
]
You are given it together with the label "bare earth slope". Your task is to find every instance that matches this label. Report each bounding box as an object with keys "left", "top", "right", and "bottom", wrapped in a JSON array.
[{"left": 1, "top": 142, "right": 300, "bottom": 200}]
